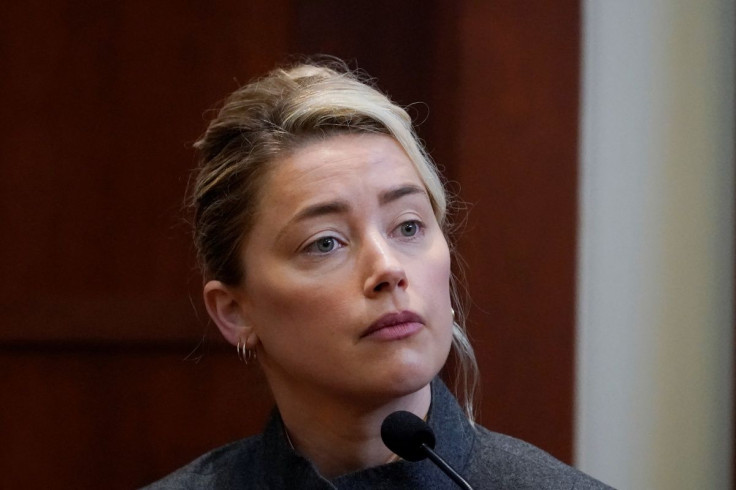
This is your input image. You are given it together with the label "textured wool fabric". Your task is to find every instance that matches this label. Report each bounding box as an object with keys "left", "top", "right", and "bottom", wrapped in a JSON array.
[{"left": 144, "top": 380, "right": 612, "bottom": 489}]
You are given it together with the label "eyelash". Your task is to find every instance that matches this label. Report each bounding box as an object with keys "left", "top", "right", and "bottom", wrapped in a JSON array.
[
  {"left": 303, "top": 236, "right": 344, "bottom": 255},
  {"left": 302, "top": 220, "right": 425, "bottom": 256}
]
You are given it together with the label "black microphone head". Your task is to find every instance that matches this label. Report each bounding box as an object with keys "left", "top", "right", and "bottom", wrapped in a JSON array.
[{"left": 381, "top": 410, "right": 436, "bottom": 462}]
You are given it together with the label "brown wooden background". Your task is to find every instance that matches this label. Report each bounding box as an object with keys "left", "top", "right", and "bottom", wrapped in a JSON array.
[{"left": 0, "top": 1, "right": 581, "bottom": 487}]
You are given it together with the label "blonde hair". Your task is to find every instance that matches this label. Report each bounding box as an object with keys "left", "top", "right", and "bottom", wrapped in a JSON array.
[{"left": 191, "top": 60, "right": 478, "bottom": 421}]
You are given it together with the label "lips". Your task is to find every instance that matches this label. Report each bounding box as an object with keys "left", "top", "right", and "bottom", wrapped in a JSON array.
[{"left": 361, "top": 310, "right": 425, "bottom": 340}]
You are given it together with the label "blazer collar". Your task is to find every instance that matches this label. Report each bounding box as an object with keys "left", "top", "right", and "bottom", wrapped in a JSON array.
[{"left": 261, "top": 378, "right": 476, "bottom": 489}]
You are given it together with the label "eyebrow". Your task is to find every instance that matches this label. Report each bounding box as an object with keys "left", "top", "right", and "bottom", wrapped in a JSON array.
[
  {"left": 378, "top": 184, "right": 427, "bottom": 206},
  {"left": 290, "top": 184, "right": 427, "bottom": 224},
  {"left": 279, "top": 184, "right": 429, "bottom": 242},
  {"left": 291, "top": 201, "right": 350, "bottom": 223}
]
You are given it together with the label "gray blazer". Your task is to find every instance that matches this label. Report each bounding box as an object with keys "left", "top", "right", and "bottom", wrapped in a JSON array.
[{"left": 144, "top": 379, "right": 612, "bottom": 489}]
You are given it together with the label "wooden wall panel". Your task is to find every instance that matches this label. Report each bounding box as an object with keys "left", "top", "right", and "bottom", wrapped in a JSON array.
[
  {"left": 0, "top": 0, "right": 293, "bottom": 341},
  {"left": 0, "top": 347, "right": 272, "bottom": 489},
  {"left": 454, "top": 2, "right": 581, "bottom": 461},
  {"left": 1, "top": 2, "right": 291, "bottom": 487}
]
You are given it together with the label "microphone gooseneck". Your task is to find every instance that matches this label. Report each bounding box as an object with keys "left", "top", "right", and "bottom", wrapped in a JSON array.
[{"left": 381, "top": 411, "right": 475, "bottom": 490}]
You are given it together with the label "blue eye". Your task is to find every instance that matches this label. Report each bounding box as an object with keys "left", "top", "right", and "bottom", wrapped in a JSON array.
[
  {"left": 399, "top": 221, "right": 421, "bottom": 237},
  {"left": 306, "top": 236, "right": 340, "bottom": 254}
]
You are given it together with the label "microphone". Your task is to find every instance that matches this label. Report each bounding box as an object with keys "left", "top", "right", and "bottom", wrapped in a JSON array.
[{"left": 381, "top": 411, "right": 474, "bottom": 490}]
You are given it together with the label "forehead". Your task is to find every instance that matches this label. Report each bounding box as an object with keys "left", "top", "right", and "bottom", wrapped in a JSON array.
[{"left": 263, "top": 133, "right": 425, "bottom": 206}]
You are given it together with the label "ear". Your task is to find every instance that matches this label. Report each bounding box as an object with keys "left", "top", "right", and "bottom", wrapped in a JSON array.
[{"left": 203, "top": 280, "right": 257, "bottom": 347}]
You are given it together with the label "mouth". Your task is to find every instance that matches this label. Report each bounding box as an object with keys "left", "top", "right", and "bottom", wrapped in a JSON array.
[{"left": 361, "top": 310, "right": 425, "bottom": 340}]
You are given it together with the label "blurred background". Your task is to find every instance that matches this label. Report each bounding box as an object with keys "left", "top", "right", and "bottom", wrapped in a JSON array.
[{"left": 0, "top": 1, "right": 732, "bottom": 488}]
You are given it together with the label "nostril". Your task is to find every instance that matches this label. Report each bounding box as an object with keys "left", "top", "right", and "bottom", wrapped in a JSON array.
[
  {"left": 364, "top": 260, "right": 408, "bottom": 295},
  {"left": 371, "top": 276, "right": 407, "bottom": 294}
]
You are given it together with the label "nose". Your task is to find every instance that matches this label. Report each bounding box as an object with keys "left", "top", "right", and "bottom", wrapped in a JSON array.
[{"left": 362, "top": 233, "right": 408, "bottom": 297}]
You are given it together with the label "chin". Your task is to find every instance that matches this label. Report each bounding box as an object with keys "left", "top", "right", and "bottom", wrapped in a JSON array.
[{"left": 368, "top": 357, "right": 444, "bottom": 401}]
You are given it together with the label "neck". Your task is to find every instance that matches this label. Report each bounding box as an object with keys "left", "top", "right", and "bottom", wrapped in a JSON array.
[{"left": 271, "top": 381, "right": 432, "bottom": 479}]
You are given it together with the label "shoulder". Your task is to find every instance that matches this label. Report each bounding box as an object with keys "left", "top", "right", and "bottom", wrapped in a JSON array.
[
  {"left": 142, "top": 435, "right": 265, "bottom": 490},
  {"left": 467, "top": 426, "right": 612, "bottom": 489}
]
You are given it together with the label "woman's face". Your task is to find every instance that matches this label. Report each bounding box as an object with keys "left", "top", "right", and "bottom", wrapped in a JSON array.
[{"left": 236, "top": 133, "right": 453, "bottom": 404}]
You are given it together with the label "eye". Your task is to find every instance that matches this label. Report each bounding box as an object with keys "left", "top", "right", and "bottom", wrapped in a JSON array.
[
  {"left": 397, "top": 220, "right": 422, "bottom": 238},
  {"left": 304, "top": 236, "right": 341, "bottom": 255}
]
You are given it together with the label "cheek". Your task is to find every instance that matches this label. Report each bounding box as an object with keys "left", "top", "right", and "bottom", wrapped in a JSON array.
[
  {"left": 245, "top": 269, "right": 351, "bottom": 336},
  {"left": 411, "top": 240, "right": 453, "bottom": 338},
  {"left": 423, "top": 240, "right": 452, "bottom": 300},
  {"left": 249, "top": 281, "right": 311, "bottom": 325}
]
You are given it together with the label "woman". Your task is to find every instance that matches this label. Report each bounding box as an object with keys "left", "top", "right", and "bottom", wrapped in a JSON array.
[{"left": 146, "top": 61, "right": 609, "bottom": 489}]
